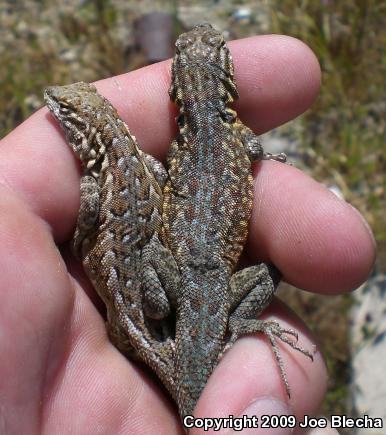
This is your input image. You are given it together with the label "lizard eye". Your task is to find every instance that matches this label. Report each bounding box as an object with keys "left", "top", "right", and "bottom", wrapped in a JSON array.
[
  {"left": 176, "top": 36, "right": 191, "bottom": 51},
  {"left": 203, "top": 33, "right": 223, "bottom": 47},
  {"left": 59, "top": 106, "right": 70, "bottom": 114}
]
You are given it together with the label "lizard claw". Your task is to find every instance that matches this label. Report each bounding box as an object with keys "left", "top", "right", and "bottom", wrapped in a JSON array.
[
  {"left": 263, "top": 152, "right": 287, "bottom": 163},
  {"left": 263, "top": 320, "right": 314, "bottom": 361}
]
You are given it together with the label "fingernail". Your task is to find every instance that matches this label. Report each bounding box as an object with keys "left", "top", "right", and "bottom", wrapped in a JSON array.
[{"left": 232, "top": 397, "right": 293, "bottom": 434}]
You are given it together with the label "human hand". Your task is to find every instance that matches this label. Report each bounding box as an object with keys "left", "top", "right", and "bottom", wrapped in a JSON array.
[{"left": 0, "top": 34, "right": 374, "bottom": 434}]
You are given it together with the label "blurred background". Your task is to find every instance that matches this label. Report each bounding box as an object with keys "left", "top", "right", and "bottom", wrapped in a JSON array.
[{"left": 1, "top": 0, "right": 385, "bottom": 431}]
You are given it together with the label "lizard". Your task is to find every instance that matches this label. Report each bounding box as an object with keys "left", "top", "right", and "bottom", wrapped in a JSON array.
[
  {"left": 159, "top": 23, "right": 314, "bottom": 418},
  {"left": 44, "top": 82, "right": 180, "bottom": 400},
  {"left": 44, "top": 27, "right": 314, "bottom": 422}
]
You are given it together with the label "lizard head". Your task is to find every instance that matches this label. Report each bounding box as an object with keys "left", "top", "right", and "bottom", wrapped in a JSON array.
[
  {"left": 44, "top": 82, "right": 114, "bottom": 172},
  {"left": 169, "top": 23, "right": 239, "bottom": 105}
]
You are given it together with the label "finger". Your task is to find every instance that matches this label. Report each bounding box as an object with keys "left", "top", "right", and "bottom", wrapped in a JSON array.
[
  {"left": 233, "top": 34, "right": 321, "bottom": 135},
  {"left": 0, "top": 35, "right": 320, "bottom": 241},
  {"left": 248, "top": 161, "right": 375, "bottom": 293},
  {"left": 194, "top": 299, "right": 326, "bottom": 435}
]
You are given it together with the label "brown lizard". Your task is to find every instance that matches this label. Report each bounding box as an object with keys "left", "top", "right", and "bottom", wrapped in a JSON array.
[
  {"left": 44, "top": 82, "right": 180, "bottom": 400},
  {"left": 161, "top": 24, "right": 314, "bottom": 418}
]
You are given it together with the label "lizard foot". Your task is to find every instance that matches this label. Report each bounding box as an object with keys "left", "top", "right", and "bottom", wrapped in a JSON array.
[{"left": 228, "top": 319, "right": 315, "bottom": 398}]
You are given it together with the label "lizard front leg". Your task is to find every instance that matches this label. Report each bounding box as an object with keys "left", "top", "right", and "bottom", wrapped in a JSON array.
[
  {"left": 71, "top": 175, "right": 100, "bottom": 259},
  {"left": 238, "top": 121, "right": 287, "bottom": 163},
  {"left": 223, "top": 264, "right": 314, "bottom": 397}
]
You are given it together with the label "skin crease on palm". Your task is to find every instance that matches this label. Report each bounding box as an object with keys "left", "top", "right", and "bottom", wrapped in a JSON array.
[{"left": 0, "top": 34, "right": 375, "bottom": 435}]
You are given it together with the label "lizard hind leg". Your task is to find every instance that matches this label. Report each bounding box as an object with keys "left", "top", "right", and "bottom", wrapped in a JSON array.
[
  {"left": 141, "top": 235, "right": 180, "bottom": 320},
  {"left": 224, "top": 263, "right": 314, "bottom": 397}
]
